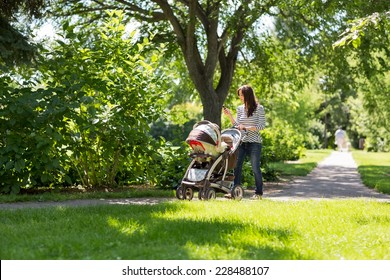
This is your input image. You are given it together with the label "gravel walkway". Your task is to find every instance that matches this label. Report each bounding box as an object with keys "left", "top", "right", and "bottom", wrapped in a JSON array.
[
  {"left": 1, "top": 151, "right": 389, "bottom": 209},
  {"left": 0, "top": 197, "right": 171, "bottom": 210}
]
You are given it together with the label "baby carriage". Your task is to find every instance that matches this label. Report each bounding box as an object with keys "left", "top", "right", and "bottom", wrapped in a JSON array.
[{"left": 176, "top": 120, "right": 243, "bottom": 200}]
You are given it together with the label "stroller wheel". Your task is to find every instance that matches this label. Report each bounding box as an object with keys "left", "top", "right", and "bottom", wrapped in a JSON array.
[
  {"left": 176, "top": 185, "right": 185, "bottom": 200},
  {"left": 184, "top": 187, "right": 194, "bottom": 200},
  {"left": 231, "top": 185, "right": 244, "bottom": 201},
  {"left": 176, "top": 185, "right": 194, "bottom": 200},
  {"left": 198, "top": 181, "right": 211, "bottom": 200},
  {"left": 198, "top": 189, "right": 205, "bottom": 200},
  {"left": 204, "top": 188, "right": 216, "bottom": 200}
]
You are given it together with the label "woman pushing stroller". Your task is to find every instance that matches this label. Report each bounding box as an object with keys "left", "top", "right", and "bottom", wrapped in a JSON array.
[{"left": 223, "top": 85, "right": 266, "bottom": 199}]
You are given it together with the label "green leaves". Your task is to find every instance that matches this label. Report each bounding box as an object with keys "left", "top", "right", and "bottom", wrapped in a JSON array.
[
  {"left": 333, "top": 12, "right": 389, "bottom": 49},
  {"left": 0, "top": 11, "right": 169, "bottom": 193}
]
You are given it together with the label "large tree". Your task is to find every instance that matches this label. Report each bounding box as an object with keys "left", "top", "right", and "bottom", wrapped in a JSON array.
[{"left": 50, "top": 0, "right": 278, "bottom": 125}]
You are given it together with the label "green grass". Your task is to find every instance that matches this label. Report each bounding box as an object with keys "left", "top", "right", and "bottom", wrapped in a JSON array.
[
  {"left": 269, "top": 149, "right": 332, "bottom": 177},
  {"left": 352, "top": 151, "right": 390, "bottom": 195},
  {"left": 1, "top": 199, "right": 389, "bottom": 260},
  {"left": 1, "top": 149, "right": 389, "bottom": 260}
]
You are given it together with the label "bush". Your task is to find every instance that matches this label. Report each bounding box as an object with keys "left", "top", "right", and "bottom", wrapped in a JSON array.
[
  {"left": 262, "top": 126, "right": 305, "bottom": 162},
  {"left": 0, "top": 12, "right": 169, "bottom": 193},
  {"left": 152, "top": 141, "right": 191, "bottom": 189}
]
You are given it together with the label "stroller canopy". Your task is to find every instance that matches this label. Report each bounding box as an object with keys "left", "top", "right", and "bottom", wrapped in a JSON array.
[{"left": 186, "top": 121, "right": 222, "bottom": 156}]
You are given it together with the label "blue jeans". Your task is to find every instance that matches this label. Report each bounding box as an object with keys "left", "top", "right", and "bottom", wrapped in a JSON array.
[{"left": 234, "top": 142, "right": 263, "bottom": 195}]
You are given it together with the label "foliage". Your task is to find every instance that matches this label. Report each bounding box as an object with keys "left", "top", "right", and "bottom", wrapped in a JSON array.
[
  {"left": 0, "top": 17, "right": 36, "bottom": 69},
  {"left": 152, "top": 141, "right": 191, "bottom": 189},
  {"left": 150, "top": 119, "right": 197, "bottom": 146},
  {"left": 10, "top": 1, "right": 390, "bottom": 128},
  {"left": 342, "top": 53, "right": 390, "bottom": 152},
  {"left": 263, "top": 125, "right": 305, "bottom": 162},
  {"left": 0, "top": 0, "right": 46, "bottom": 18},
  {"left": 0, "top": 11, "right": 168, "bottom": 193},
  {"left": 265, "top": 1, "right": 390, "bottom": 150},
  {"left": 0, "top": 76, "right": 68, "bottom": 193},
  {"left": 348, "top": 92, "right": 389, "bottom": 152},
  {"left": 333, "top": 11, "right": 390, "bottom": 49},
  {"left": 332, "top": 9, "right": 390, "bottom": 151},
  {"left": 150, "top": 102, "right": 202, "bottom": 145}
]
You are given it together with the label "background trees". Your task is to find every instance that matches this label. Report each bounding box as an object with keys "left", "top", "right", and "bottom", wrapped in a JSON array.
[{"left": 333, "top": 8, "right": 390, "bottom": 151}]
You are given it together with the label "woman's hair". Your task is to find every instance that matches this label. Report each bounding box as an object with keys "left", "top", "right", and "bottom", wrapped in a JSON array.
[{"left": 237, "top": 85, "right": 257, "bottom": 117}]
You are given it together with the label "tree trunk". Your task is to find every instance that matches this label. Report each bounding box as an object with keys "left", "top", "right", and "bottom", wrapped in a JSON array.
[
  {"left": 185, "top": 64, "right": 233, "bottom": 127},
  {"left": 199, "top": 87, "right": 224, "bottom": 126},
  {"left": 323, "top": 113, "right": 328, "bottom": 149}
]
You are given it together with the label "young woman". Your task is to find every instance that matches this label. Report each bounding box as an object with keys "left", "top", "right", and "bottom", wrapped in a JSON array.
[{"left": 223, "top": 85, "right": 266, "bottom": 199}]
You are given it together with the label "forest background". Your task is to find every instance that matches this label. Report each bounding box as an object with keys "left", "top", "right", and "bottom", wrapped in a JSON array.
[{"left": 1, "top": 0, "right": 389, "bottom": 194}]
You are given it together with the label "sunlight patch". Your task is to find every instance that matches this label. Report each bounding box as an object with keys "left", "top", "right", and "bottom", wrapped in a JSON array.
[
  {"left": 184, "top": 241, "right": 244, "bottom": 259},
  {"left": 107, "top": 216, "right": 145, "bottom": 236}
]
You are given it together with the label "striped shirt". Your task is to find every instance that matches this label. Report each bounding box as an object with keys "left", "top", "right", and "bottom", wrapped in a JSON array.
[{"left": 234, "top": 104, "right": 266, "bottom": 143}]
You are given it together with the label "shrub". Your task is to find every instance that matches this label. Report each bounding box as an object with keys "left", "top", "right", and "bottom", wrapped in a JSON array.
[{"left": 0, "top": 12, "right": 169, "bottom": 193}]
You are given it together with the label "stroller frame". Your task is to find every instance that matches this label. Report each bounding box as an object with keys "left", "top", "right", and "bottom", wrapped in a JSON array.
[{"left": 176, "top": 125, "right": 243, "bottom": 201}]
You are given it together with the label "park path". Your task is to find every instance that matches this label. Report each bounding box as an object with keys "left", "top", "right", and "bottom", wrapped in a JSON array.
[
  {"left": 264, "top": 151, "right": 390, "bottom": 202},
  {"left": 0, "top": 197, "right": 171, "bottom": 210},
  {"left": 1, "top": 151, "right": 389, "bottom": 209}
]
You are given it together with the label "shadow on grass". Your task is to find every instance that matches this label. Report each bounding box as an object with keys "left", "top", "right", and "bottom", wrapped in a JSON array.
[
  {"left": 106, "top": 202, "right": 310, "bottom": 260},
  {"left": 0, "top": 202, "right": 310, "bottom": 260}
]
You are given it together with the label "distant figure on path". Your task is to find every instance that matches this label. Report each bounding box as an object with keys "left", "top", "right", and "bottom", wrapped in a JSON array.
[{"left": 335, "top": 127, "right": 347, "bottom": 152}]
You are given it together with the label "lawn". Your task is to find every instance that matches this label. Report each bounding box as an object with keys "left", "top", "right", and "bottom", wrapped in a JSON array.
[
  {"left": 1, "top": 199, "right": 389, "bottom": 260},
  {"left": 352, "top": 151, "right": 390, "bottom": 195},
  {"left": 268, "top": 149, "right": 332, "bottom": 177}
]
